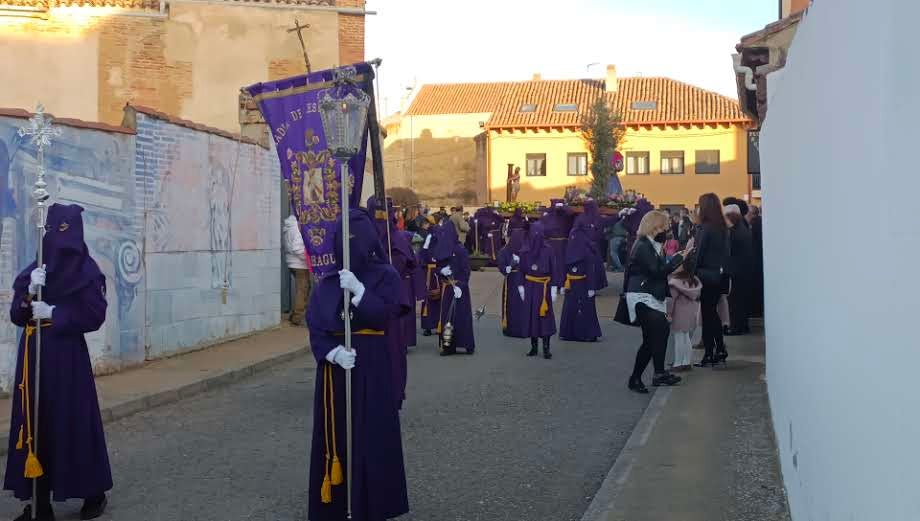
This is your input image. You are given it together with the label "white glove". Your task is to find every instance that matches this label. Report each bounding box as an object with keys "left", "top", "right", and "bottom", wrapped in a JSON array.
[
  {"left": 453, "top": 286, "right": 462, "bottom": 299},
  {"left": 551, "top": 286, "right": 559, "bottom": 302},
  {"left": 440, "top": 266, "right": 452, "bottom": 277},
  {"left": 512, "top": 254, "right": 520, "bottom": 265},
  {"left": 588, "top": 290, "right": 596, "bottom": 298},
  {"left": 571, "top": 266, "right": 578, "bottom": 273},
  {"left": 338, "top": 270, "right": 366, "bottom": 305},
  {"left": 560, "top": 287, "right": 566, "bottom": 296},
  {"left": 31, "top": 301, "right": 54, "bottom": 320},
  {"left": 518, "top": 286, "right": 526, "bottom": 302},
  {"left": 28, "top": 266, "right": 46, "bottom": 295},
  {"left": 505, "top": 266, "right": 512, "bottom": 274},
  {"left": 326, "top": 345, "right": 357, "bottom": 370},
  {"left": 487, "top": 233, "right": 493, "bottom": 238}
]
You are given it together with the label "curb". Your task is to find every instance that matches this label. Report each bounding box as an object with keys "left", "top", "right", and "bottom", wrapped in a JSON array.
[
  {"left": 579, "top": 387, "right": 673, "bottom": 521},
  {"left": 0, "top": 347, "right": 309, "bottom": 457}
]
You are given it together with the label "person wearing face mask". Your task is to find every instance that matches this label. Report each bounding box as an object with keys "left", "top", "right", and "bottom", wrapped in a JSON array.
[
  {"left": 305, "top": 207, "right": 409, "bottom": 521},
  {"left": 5, "top": 204, "right": 112, "bottom": 521},
  {"left": 624, "top": 210, "right": 691, "bottom": 393}
]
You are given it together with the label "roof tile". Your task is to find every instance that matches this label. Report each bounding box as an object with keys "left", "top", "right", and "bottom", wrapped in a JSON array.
[
  {"left": 0, "top": 0, "right": 333, "bottom": 9},
  {"left": 406, "top": 76, "right": 750, "bottom": 128}
]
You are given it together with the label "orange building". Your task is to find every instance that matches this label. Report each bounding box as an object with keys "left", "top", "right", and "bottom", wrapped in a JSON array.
[{"left": 384, "top": 66, "right": 754, "bottom": 209}]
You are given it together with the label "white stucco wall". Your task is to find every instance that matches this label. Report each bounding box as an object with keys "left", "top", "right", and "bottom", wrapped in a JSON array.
[{"left": 760, "top": 1, "right": 920, "bottom": 519}]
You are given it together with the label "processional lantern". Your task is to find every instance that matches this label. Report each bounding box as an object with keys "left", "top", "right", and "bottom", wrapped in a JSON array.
[{"left": 317, "top": 66, "right": 371, "bottom": 521}]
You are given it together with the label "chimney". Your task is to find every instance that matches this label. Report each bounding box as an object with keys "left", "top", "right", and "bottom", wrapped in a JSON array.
[
  {"left": 605, "top": 65, "right": 618, "bottom": 93},
  {"left": 532, "top": 73, "right": 542, "bottom": 81}
]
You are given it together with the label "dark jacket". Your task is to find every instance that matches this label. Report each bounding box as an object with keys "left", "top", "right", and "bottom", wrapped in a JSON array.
[
  {"left": 625, "top": 236, "right": 684, "bottom": 301},
  {"left": 694, "top": 223, "right": 727, "bottom": 291},
  {"left": 726, "top": 222, "right": 755, "bottom": 279}
]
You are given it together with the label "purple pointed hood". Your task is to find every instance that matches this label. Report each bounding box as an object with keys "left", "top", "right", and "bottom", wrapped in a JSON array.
[
  {"left": 14, "top": 203, "right": 103, "bottom": 300},
  {"left": 565, "top": 220, "right": 595, "bottom": 265},
  {"left": 430, "top": 221, "right": 459, "bottom": 262},
  {"left": 333, "top": 207, "right": 388, "bottom": 273}
]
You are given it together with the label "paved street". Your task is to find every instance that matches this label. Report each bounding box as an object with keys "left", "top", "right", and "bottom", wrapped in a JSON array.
[{"left": 0, "top": 273, "right": 652, "bottom": 521}]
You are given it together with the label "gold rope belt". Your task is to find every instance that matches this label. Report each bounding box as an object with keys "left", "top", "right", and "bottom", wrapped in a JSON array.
[
  {"left": 564, "top": 273, "right": 587, "bottom": 290},
  {"left": 525, "top": 275, "right": 551, "bottom": 317},
  {"left": 422, "top": 264, "right": 437, "bottom": 317},
  {"left": 333, "top": 329, "right": 385, "bottom": 337},
  {"left": 17, "top": 321, "right": 52, "bottom": 479},
  {"left": 548, "top": 237, "right": 567, "bottom": 241},
  {"left": 320, "top": 363, "right": 343, "bottom": 503}
]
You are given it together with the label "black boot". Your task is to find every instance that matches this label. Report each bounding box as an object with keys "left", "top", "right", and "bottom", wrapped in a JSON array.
[
  {"left": 80, "top": 495, "right": 107, "bottom": 520},
  {"left": 542, "top": 336, "right": 552, "bottom": 360},
  {"left": 715, "top": 341, "right": 728, "bottom": 365},
  {"left": 527, "top": 338, "right": 538, "bottom": 357},
  {"left": 696, "top": 344, "right": 717, "bottom": 367},
  {"left": 627, "top": 376, "right": 649, "bottom": 394},
  {"left": 652, "top": 372, "right": 682, "bottom": 386},
  {"left": 15, "top": 505, "right": 54, "bottom": 521},
  {"left": 422, "top": 329, "right": 432, "bottom": 337}
]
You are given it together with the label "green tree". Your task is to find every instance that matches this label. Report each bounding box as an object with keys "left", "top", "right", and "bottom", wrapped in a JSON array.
[{"left": 581, "top": 97, "right": 623, "bottom": 198}]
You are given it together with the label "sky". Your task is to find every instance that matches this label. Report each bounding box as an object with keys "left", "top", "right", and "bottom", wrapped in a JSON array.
[{"left": 364, "top": 0, "right": 777, "bottom": 117}]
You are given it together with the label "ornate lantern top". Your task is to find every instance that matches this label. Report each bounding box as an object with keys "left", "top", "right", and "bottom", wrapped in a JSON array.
[{"left": 319, "top": 66, "right": 371, "bottom": 159}]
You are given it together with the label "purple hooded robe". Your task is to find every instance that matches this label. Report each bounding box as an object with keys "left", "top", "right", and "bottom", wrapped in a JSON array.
[
  {"left": 367, "top": 196, "right": 415, "bottom": 409},
  {"left": 520, "top": 222, "right": 562, "bottom": 338},
  {"left": 573, "top": 199, "right": 612, "bottom": 289},
  {"left": 431, "top": 222, "right": 475, "bottom": 353},
  {"left": 5, "top": 204, "right": 113, "bottom": 502},
  {"left": 540, "top": 200, "right": 573, "bottom": 287},
  {"left": 496, "top": 229, "right": 528, "bottom": 338},
  {"left": 559, "top": 220, "right": 603, "bottom": 341},
  {"left": 467, "top": 207, "right": 505, "bottom": 263},
  {"left": 306, "top": 208, "right": 409, "bottom": 521},
  {"left": 418, "top": 226, "right": 442, "bottom": 332}
]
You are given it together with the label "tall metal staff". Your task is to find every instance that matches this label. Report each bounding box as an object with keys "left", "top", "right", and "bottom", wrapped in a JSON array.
[
  {"left": 319, "top": 67, "right": 371, "bottom": 521},
  {"left": 18, "top": 104, "right": 60, "bottom": 521}
]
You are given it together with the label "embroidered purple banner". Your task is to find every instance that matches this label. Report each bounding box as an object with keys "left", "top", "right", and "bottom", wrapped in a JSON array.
[{"left": 245, "top": 63, "right": 373, "bottom": 275}]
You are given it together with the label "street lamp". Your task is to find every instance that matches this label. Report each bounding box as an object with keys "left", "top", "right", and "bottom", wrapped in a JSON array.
[{"left": 318, "top": 68, "right": 371, "bottom": 521}]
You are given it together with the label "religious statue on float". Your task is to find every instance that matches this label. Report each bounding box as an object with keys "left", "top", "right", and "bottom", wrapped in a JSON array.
[{"left": 506, "top": 164, "right": 521, "bottom": 203}]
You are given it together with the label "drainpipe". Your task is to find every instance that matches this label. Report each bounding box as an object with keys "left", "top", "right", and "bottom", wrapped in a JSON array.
[{"left": 733, "top": 53, "right": 757, "bottom": 91}]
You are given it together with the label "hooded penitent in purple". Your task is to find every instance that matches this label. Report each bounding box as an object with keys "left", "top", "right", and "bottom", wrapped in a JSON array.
[
  {"left": 367, "top": 195, "right": 415, "bottom": 409},
  {"left": 520, "top": 222, "right": 562, "bottom": 339},
  {"left": 431, "top": 222, "right": 475, "bottom": 354},
  {"left": 306, "top": 208, "right": 409, "bottom": 521},
  {"left": 5, "top": 204, "right": 113, "bottom": 503},
  {"left": 540, "top": 200, "right": 573, "bottom": 287},
  {"left": 496, "top": 228, "right": 528, "bottom": 338},
  {"left": 559, "top": 220, "right": 603, "bottom": 342},
  {"left": 468, "top": 207, "right": 504, "bottom": 262},
  {"left": 419, "top": 225, "right": 442, "bottom": 333},
  {"left": 508, "top": 207, "right": 528, "bottom": 232},
  {"left": 573, "top": 199, "right": 612, "bottom": 289}
]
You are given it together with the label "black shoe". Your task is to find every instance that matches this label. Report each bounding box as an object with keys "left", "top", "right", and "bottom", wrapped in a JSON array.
[
  {"left": 80, "top": 495, "right": 107, "bottom": 520},
  {"left": 15, "top": 505, "right": 55, "bottom": 521},
  {"left": 465, "top": 348, "right": 475, "bottom": 355},
  {"left": 422, "top": 329, "right": 432, "bottom": 337},
  {"left": 695, "top": 355, "right": 717, "bottom": 368},
  {"left": 627, "top": 377, "right": 649, "bottom": 394},
  {"left": 542, "top": 337, "right": 552, "bottom": 360},
  {"left": 715, "top": 346, "right": 728, "bottom": 364},
  {"left": 652, "top": 372, "right": 682, "bottom": 386},
  {"left": 527, "top": 339, "right": 539, "bottom": 357}
]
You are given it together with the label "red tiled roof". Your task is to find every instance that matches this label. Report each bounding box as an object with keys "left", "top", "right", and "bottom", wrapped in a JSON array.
[
  {"left": 0, "top": 0, "right": 333, "bottom": 9},
  {"left": 0, "top": 107, "right": 135, "bottom": 134},
  {"left": 406, "top": 77, "right": 749, "bottom": 129},
  {"left": 126, "top": 104, "right": 265, "bottom": 148}
]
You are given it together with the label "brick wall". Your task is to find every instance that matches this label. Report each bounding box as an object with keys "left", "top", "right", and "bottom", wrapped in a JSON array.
[{"left": 337, "top": 0, "right": 366, "bottom": 65}]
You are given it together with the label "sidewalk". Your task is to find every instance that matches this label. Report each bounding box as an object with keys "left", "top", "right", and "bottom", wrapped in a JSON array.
[
  {"left": 582, "top": 321, "right": 791, "bottom": 521},
  {"left": 0, "top": 323, "right": 310, "bottom": 456}
]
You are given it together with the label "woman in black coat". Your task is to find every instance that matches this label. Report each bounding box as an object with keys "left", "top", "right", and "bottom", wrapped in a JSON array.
[
  {"left": 724, "top": 205, "right": 755, "bottom": 335},
  {"left": 694, "top": 193, "right": 729, "bottom": 367},
  {"left": 625, "top": 210, "right": 688, "bottom": 393}
]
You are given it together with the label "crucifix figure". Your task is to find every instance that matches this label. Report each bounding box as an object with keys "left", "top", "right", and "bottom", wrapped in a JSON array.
[{"left": 287, "top": 18, "right": 312, "bottom": 74}]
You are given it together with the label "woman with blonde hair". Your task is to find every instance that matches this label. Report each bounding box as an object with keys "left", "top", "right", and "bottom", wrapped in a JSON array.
[{"left": 624, "top": 210, "right": 691, "bottom": 393}]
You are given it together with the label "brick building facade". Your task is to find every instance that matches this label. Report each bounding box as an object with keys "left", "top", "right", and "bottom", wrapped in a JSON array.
[{"left": 0, "top": 0, "right": 369, "bottom": 132}]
